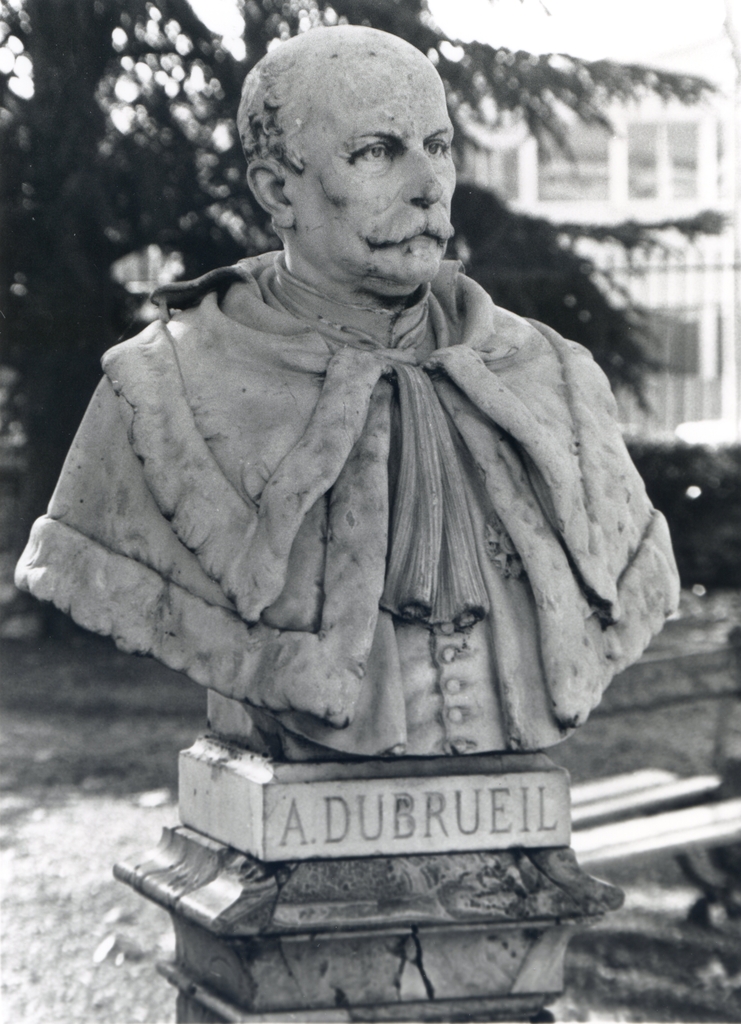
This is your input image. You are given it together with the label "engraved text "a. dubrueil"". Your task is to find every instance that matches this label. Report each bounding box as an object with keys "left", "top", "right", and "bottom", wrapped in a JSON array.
[{"left": 278, "top": 786, "right": 558, "bottom": 847}]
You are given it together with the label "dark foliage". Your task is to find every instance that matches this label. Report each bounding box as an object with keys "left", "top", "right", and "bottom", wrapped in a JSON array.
[
  {"left": 630, "top": 443, "right": 741, "bottom": 588},
  {"left": 556, "top": 210, "right": 728, "bottom": 252},
  {"left": 450, "top": 183, "right": 653, "bottom": 394}
]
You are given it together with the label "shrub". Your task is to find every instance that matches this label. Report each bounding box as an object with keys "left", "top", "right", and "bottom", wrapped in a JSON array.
[{"left": 628, "top": 443, "right": 741, "bottom": 589}]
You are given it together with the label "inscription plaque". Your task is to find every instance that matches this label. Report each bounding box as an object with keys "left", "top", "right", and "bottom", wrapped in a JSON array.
[{"left": 179, "top": 736, "right": 570, "bottom": 861}]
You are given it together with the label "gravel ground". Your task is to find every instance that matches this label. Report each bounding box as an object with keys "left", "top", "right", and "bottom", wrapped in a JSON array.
[
  {"left": 2, "top": 790, "right": 177, "bottom": 1023},
  {"left": 1, "top": 629, "right": 202, "bottom": 1024},
  {"left": 2, "top": 590, "right": 741, "bottom": 1024}
]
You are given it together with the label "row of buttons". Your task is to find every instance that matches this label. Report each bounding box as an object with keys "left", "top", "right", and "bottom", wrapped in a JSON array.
[
  {"left": 432, "top": 622, "right": 502, "bottom": 751},
  {"left": 394, "top": 618, "right": 505, "bottom": 755},
  {"left": 433, "top": 622, "right": 468, "bottom": 737}
]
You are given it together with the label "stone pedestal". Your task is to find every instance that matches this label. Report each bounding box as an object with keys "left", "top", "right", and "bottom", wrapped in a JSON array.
[{"left": 115, "top": 735, "right": 623, "bottom": 1023}]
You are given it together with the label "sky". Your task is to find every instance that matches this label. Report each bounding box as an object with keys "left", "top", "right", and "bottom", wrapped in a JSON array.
[
  {"left": 188, "top": 0, "right": 734, "bottom": 80},
  {"left": 428, "top": 0, "right": 729, "bottom": 67}
]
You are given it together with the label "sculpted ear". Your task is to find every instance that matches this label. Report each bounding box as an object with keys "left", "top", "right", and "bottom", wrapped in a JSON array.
[{"left": 247, "top": 159, "right": 295, "bottom": 230}]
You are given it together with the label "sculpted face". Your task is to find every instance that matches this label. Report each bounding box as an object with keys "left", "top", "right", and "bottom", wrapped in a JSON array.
[{"left": 246, "top": 30, "right": 456, "bottom": 307}]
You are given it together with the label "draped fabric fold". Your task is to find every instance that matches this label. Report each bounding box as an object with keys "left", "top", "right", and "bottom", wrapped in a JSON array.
[
  {"left": 268, "top": 255, "right": 489, "bottom": 629},
  {"left": 382, "top": 363, "right": 488, "bottom": 628}
]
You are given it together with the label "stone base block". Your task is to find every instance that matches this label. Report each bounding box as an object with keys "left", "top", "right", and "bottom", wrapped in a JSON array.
[
  {"left": 179, "top": 735, "right": 571, "bottom": 861},
  {"left": 169, "top": 967, "right": 554, "bottom": 1023},
  {"left": 114, "top": 825, "right": 622, "bottom": 1023},
  {"left": 164, "top": 913, "right": 573, "bottom": 1021}
]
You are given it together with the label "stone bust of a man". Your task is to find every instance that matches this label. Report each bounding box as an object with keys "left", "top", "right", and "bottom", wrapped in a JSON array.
[{"left": 16, "top": 26, "right": 679, "bottom": 761}]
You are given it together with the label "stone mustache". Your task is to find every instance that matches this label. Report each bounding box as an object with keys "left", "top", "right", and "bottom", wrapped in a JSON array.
[{"left": 15, "top": 25, "right": 680, "bottom": 761}]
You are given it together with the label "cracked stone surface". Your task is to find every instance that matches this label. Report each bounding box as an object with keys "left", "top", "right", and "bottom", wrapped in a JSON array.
[{"left": 115, "top": 825, "right": 621, "bottom": 1016}]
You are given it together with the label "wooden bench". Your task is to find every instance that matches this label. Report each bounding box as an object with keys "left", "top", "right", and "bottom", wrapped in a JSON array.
[
  {"left": 571, "top": 769, "right": 741, "bottom": 865},
  {"left": 567, "top": 628, "right": 741, "bottom": 920}
]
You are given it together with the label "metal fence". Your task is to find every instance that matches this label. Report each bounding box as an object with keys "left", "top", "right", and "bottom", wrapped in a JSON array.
[{"left": 587, "top": 237, "right": 739, "bottom": 439}]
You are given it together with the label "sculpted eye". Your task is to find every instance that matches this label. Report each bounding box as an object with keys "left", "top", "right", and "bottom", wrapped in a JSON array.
[
  {"left": 426, "top": 139, "right": 450, "bottom": 157},
  {"left": 355, "top": 143, "right": 390, "bottom": 162},
  {"left": 349, "top": 139, "right": 399, "bottom": 166}
]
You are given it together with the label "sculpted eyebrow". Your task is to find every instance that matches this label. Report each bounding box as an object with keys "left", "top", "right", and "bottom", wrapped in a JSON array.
[
  {"left": 425, "top": 128, "right": 453, "bottom": 142},
  {"left": 351, "top": 132, "right": 403, "bottom": 147},
  {"left": 346, "top": 133, "right": 404, "bottom": 162}
]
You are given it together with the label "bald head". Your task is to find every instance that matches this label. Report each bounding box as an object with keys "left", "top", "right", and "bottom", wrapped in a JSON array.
[
  {"left": 239, "top": 26, "right": 455, "bottom": 308},
  {"left": 238, "top": 26, "right": 445, "bottom": 172}
]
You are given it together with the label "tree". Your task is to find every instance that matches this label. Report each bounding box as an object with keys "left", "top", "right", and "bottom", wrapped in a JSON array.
[{"left": 0, "top": 0, "right": 721, "bottom": 533}]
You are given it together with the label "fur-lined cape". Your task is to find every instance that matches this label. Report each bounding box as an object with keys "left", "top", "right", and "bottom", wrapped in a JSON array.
[{"left": 16, "top": 254, "right": 679, "bottom": 755}]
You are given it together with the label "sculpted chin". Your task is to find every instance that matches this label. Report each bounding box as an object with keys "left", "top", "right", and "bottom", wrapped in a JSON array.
[{"left": 16, "top": 26, "right": 679, "bottom": 761}]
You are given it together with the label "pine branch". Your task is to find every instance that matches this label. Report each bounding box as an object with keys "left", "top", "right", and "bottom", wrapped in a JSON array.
[{"left": 555, "top": 211, "right": 729, "bottom": 252}]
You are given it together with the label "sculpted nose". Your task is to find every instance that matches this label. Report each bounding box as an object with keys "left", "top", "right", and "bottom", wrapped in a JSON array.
[
  {"left": 404, "top": 152, "right": 444, "bottom": 208},
  {"left": 413, "top": 176, "right": 444, "bottom": 208}
]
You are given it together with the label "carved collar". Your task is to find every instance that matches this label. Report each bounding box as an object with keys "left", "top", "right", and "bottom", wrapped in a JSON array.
[{"left": 269, "top": 253, "right": 432, "bottom": 353}]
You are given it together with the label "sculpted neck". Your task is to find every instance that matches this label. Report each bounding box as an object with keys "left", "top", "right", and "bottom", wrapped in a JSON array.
[
  {"left": 283, "top": 250, "right": 425, "bottom": 313},
  {"left": 272, "top": 253, "right": 430, "bottom": 351}
]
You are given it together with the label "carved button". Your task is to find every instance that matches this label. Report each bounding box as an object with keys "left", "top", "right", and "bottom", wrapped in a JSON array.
[
  {"left": 439, "top": 622, "right": 455, "bottom": 635},
  {"left": 451, "top": 739, "right": 478, "bottom": 754},
  {"left": 445, "top": 678, "right": 462, "bottom": 695},
  {"left": 447, "top": 707, "right": 464, "bottom": 724},
  {"left": 440, "top": 646, "right": 457, "bottom": 664}
]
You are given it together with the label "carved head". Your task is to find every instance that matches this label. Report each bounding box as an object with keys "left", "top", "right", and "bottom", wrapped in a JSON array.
[{"left": 238, "top": 26, "right": 456, "bottom": 307}]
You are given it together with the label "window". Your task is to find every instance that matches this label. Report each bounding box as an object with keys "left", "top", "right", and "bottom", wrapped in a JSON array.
[
  {"left": 648, "top": 310, "right": 700, "bottom": 375},
  {"left": 493, "top": 147, "right": 519, "bottom": 201},
  {"left": 477, "top": 147, "right": 519, "bottom": 201},
  {"left": 628, "top": 123, "right": 658, "bottom": 199},
  {"left": 628, "top": 121, "right": 699, "bottom": 201},
  {"left": 465, "top": 144, "right": 519, "bottom": 201},
  {"left": 538, "top": 122, "right": 610, "bottom": 201},
  {"left": 668, "top": 122, "right": 698, "bottom": 200}
]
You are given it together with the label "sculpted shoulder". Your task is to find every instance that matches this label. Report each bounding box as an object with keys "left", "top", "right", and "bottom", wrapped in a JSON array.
[
  {"left": 454, "top": 265, "right": 617, "bottom": 416},
  {"left": 100, "top": 318, "right": 165, "bottom": 383},
  {"left": 102, "top": 251, "right": 275, "bottom": 356},
  {"left": 430, "top": 261, "right": 594, "bottom": 379},
  {"left": 150, "top": 252, "right": 277, "bottom": 319}
]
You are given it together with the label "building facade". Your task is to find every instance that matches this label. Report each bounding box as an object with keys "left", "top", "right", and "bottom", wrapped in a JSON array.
[{"left": 462, "top": 43, "right": 739, "bottom": 443}]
